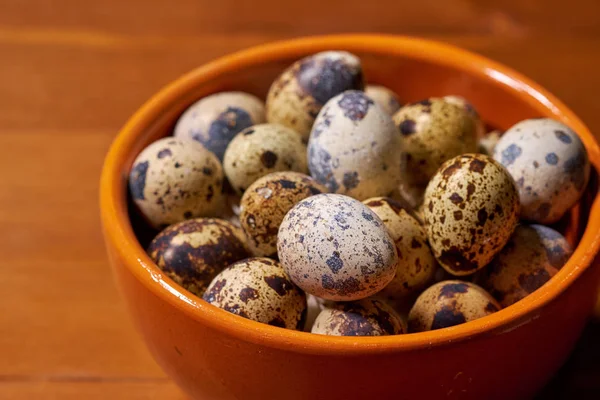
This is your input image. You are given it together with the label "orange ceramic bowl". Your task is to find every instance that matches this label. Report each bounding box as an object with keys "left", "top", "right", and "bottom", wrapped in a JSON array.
[{"left": 100, "top": 35, "right": 600, "bottom": 400}]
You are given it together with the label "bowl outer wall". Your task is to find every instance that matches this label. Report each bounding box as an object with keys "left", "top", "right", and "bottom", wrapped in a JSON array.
[{"left": 100, "top": 35, "right": 600, "bottom": 400}]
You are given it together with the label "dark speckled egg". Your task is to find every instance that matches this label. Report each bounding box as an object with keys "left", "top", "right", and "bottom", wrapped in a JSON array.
[
  {"left": 311, "top": 298, "right": 404, "bottom": 336},
  {"left": 408, "top": 280, "right": 500, "bottom": 332},
  {"left": 307, "top": 90, "right": 402, "bottom": 200},
  {"left": 493, "top": 118, "right": 590, "bottom": 224},
  {"left": 240, "top": 171, "right": 326, "bottom": 257},
  {"left": 392, "top": 98, "right": 479, "bottom": 186},
  {"left": 129, "top": 137, "right": 224, "bottom": 229},
  {"left": 173, "top": 91, "right": 266, "bottom": 161},
  {"left": 424, "top": 154, "right": 520, "bottom": 276},
  {"left": 474, "top": 224, "right": 572, "bottom": 307},
  {"left": 266, "top": 51, "right": 365, "bottom": 141},
  {"left": 223, "top": 124, "right": 308, "bottom": 195},
  {"left": 147, "top": 218, "right": 249, "bottom": 297},
  {"left": 443, "top": 95, "right": 486, "bottom": 138},
  {"left": 277, "top": 193, "right": 397, "bottom": 301},
  {"left": 203, "top": 257, "right": 307, "bottom": 330}
]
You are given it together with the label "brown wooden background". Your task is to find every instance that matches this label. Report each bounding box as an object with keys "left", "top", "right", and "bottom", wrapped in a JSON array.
[{"left": 1, "top": 0, "right": 599, "bottom": 398}]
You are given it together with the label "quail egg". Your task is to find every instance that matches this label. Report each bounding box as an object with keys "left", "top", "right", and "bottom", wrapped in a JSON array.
[
  {"left": 266, "top": 51, "right": 364, "bottom": 141},
  {"left": 363, "top": 197, "right": 436, "bottom": 305},
  {"left": 311, "top": 298, "right": 404, "bottom": 336},
  {"left": 475, "top": 224, "right": 572, "bottom": 307},
  {"left": 147, "top": 218, "right": 249, "bottom": 297},
  {"left": 365, "top": 84, "right": 402, "bottom": 115},
  {"left": 443, "top": 95, "right": 486, "bottom": 138},
  {"left": 173, "top": 91, "right": 266, "bottom": 161},
  {"left": 240, "top": 171, "right": 326, "bottom": 257},
  {"left": 393, "top": 98, "right": 478, "bottom": 186},
  {"left": 278, "top": 193, "right": 397, "bottom": 301},
  {"left": 493, "top": 118, "right": 590, "bottom": 224},
  {"left": 129, "top": 137, "right": 224, "bottom": 229},
  {"left": 308, "top": 90, "right": 402, "bottom": 200},
  {"left": 203, "top": 257, "right": 307, "bottom": 330},
  {"left": 408, "top": 280, "right": 500, "bottom": 332},
  {"left": 423, "top": 154, "right": 520, "bottom": 275},
  {"left": 223, "top": 123, "right": 308, "bottom": 195}
]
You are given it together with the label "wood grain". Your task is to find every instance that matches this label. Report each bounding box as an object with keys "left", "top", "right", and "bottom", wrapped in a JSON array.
[{"left": 1, "top": 0, "right": 599, "bottom": 398}]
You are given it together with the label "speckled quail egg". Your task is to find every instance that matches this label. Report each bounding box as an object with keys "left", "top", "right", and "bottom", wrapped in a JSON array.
[
  {"left": 223, "top": 123, "right": 308, "bottom": 195},
  {"left": 311, "top": 297, "right": 404, "bottom": 336},
  {"left": 393, "top": 98, "right": 478, "bottom": 186},
  {"left": 203, "top": 257, "right": 306, "bottom": 330},
  {"left": 147, "top": 218, "right": 249, "bottom": 297},
  {"left": 493, "top": 118, "right": 590, "bottom": 224},
  {"left": 478, "top": 130, "right": 502, "bottom": 156},
  {"left": 266, "top": 51, "right": 364, "bottom": 141},
  {"left": 408, "top": 280, "right": 500, "bottom": 332},
  {"left": 240, "top": 171, "right": 327, "bottom": 257},
  {"left": 363, "top": 197, "right": 436, "bottom": 305},
  {"left": 173, "top": 91, "right": 266, "bottom": 161},
  {"left": 474, "top": 224, "right": 572, "bottom": 307},
  {"left": 129, "top": 137, "right": 224, "bottom": 229},
  {"left": 443, "top": 95, "right": 486, "bottom": 138},
  {"left": 365, "top": 84, "right": 402, "bottom": 115},
  {"left": 278, "top": 193, "right": 397, "bottom": 301},
  {"left": 308, "top": 90, "right": 402, "bottom": 200},
  {"left": 423, "top": 154, "right": 520, "bottom": 275}
]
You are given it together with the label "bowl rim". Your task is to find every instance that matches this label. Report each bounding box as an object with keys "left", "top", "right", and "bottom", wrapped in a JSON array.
[{"left": 100, "top": 33, "right": 600, "bottom": 354}]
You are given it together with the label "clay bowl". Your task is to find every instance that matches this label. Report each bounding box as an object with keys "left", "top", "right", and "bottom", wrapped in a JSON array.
[{"left": 100, "top": 34, "right": 600, "bottom": 400}]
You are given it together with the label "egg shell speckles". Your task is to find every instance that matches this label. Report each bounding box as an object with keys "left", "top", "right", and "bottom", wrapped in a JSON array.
[
  {"left": 307, "top": 90, "right": 402, "bottom": 200},
  {"left": 203, "top": 257, "right": 307, "bottom": 330},
  {"left": 311, "top": 298, "right": 404, "bottom": 336},
  {"left": 365, "top": 85, "right": 402, "bottom": 115},
  {"left": 363, "top": 197, "right": 436, "bottom": 303},
  {"left": 443, "top": 95, "right": 486, "bottom": 138},
  {"left": 493, "top": 118, "right": 590, "bottom": 224},
  {"left": 147, "top": 218, "right": 249, "bottom": 297},
  {"left": 173, "top": 91, "right": 266, "bottom": 161},
  {"left": 475, "top": 224, "right": 572, "bottom": 307},
  {"left": 129, "top": 137, "right": 224, "bottom": 229},
  {"left": 266, "top": 51, "right": 364, "bottom": 141},
  {"left": 223, "top": 123, "right": 308, "bottom": 195},
  {"left": 408, "top": 280, "right": 500, "bottom": 332},
  {"left": 277, "top": 193, "right": 398, "bottom": 301},
  {"left": 240, "top": 171, "right": 327, "bottom": 257},
  {"left": 424, "top": 154, "right": 520, "bottom": 275},
  {"left": 393, "top": 98, "right": 478, "bottom": 186}
]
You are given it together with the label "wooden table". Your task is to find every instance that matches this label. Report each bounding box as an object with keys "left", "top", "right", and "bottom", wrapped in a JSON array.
[{"left": 1, "top": 0, "right": 599, "bottom": 398}]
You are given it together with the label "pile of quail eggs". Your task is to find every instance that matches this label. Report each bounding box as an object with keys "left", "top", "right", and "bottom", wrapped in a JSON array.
[{"left": 129, "top": 51, "right": 590, "bottom": 336}]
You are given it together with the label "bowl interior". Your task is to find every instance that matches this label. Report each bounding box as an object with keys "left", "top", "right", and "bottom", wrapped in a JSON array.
[{"left": 107, "top": 36, "right": 600, "bottom": 347}]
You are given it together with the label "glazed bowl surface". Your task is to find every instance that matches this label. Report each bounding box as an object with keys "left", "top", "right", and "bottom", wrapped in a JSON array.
[{"left": 100, "top": 34, "right": 600, "bottom": 400}]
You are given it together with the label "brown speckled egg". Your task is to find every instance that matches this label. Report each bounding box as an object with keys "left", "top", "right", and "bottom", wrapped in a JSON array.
[
  {"left": 129, "top": 137, "right": 224, "bottom": 229},
  {"left": 311, "top": 298, "right": 404, "bottom": 336},
  {"left": 147, "top": 218, "right": 249, "bottom": 297},
  {"left": 363, "top": 197, "right": 436, "bottom": 304},
  {"left": 173, "top": 91, "right": 266, "bottom": 161},
  {"left": 392, "top": 98, "right": 478, "bottom": 186},
  {"left": 266, "top": 51, "right": 364, "bottom": 141},
  {"left": 308, "top": 90, "right": 402, "bottom": 200},
  {"left": 277, "top": 193, "right": 397, "bottom": 301},
  {"left": 223, "top": 124, "right": 308, "bottom": 195},
  {"left": 424, "top": 154, "right": 520, "bottom": 275},
  {"left": 240, "top": 171, "right": 326, "bottom": 257},
  {"left": 203, "top": 257, "right": 306, "bottom": 330},
  {"left": 493, "top": 118, "right": 590, "bottom": 224},
  {"left": 443, "top": 95, "right": 486, "bottom": 138},
  {"left": 365, "top": 84, "right": 401, "bottom": 115},
  {"left": 408, "top": 280, "right": 500, "bottom": 332},
  {"left": 478, "top": 130, "right": 502, "bottom": 156},
  {"left": 474, "top": 224, "right": 572, "bottom": 307}
]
